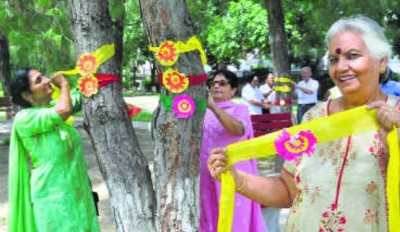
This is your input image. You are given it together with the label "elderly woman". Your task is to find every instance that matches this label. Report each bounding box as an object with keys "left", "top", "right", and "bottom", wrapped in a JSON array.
[
  {"left": 8, "top": 68, "right": 100, "bottom": 231},
  {"left": 200, "top": 70, "right": 266, "bottom": 231},
  {"left": 208, "top": 16, "right": 400, "bottom": 231}
]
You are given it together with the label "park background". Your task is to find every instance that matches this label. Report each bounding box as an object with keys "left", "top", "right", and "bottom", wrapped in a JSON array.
[{"left": 1, "top": 0, "right": 400, "bottom": 231}]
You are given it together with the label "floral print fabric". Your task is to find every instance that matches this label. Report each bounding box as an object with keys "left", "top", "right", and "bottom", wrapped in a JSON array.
[{"left": 283, "top": 97, "right": 398, "bottom": 232}]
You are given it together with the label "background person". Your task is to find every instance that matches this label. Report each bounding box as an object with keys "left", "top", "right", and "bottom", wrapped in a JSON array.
[
  {"left": 207, "top": 15, "right": 400, "bottom": 231},
  {"left": 201, "top": 70, "right": 266, "bottom": 232},
  {"left": 260, "top": 73, "right": 276, "bottom": 114},
  {"left": 8, "top": 67, "right": 100, "bottom": 231},
  {"left": 292, "top": 66, "right": 319, "bottom": 123},
  {"left": 241, "top": 73, "right": 269, "bottom": 115}
]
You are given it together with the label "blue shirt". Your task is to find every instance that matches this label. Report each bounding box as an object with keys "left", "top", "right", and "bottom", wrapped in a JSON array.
[{"left": 380, "top": 80, "right": 400, "bottom": 96}]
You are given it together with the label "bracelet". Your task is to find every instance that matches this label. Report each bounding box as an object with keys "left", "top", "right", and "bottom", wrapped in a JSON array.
[{"left": 235, "top": 172, "right": 247, "bottom": 192}]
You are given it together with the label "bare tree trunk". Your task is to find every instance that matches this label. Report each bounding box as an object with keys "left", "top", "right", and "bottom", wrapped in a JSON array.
[
  {"left": 0, "top": 31, "right": 11, "bottom": 97},
  {"left": 265, "top": 0, "right": 291, "bottom": 113},
  {"left": 140, "top": 1, "right": 206, "bottom": 231},
  {"left": 67, "top": 0, "right": 155, "bottom": 231}
]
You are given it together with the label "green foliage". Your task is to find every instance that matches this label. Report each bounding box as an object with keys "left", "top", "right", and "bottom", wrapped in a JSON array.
[{"left": 204, "top": 0, "right": 268, "bottom": 62}]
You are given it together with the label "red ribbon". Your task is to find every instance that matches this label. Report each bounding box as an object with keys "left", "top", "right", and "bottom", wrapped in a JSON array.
[
  {"left": 94, "top": 73, "right": 140, "bottom": 119},
  {"left": 95, "top": 73, "right": 120, "bottom": 88},
  {"left": 157, "top": 72, "right": 207, "bottom": 87}
]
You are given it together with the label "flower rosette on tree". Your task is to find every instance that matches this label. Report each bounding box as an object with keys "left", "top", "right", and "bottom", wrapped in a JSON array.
[
  {"left": 78, "top": 74, "right": 99, "bottom": 97},
  {"left": 163, "top": 69, "right": 189, "bottom": 93},
  {"left": 172, "top": 94, "right": 196, "bottom": 119},
  {"left": 274, "top": 130, "right": 317, "bottom": 161},
  {"left": 156, "top": 41, "right": 178, "bottom": 66},
  {"left": 77, "top": 54, "right": 98, "bottom": 76}
]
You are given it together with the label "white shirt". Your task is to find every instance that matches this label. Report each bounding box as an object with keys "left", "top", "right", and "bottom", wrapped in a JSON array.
[
  {"left": 296, "top": 78, "right": 319, "bottom": 104},
  {"left": 259, "top": 84, "right": 276, "bottom": 103},
  {"left": 241, "top": 83, "right": 264, "bottom": 115}
]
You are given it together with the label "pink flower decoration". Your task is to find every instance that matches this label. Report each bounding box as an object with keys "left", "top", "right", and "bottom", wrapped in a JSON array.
[
  {"left": 172, "top": 94, "right": 196, "bottom": 119},
  {"left": 274, "top": 130, "right": 317, "bottom": 161}
]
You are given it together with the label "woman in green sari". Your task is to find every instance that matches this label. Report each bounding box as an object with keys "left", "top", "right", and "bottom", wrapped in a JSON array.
[{"left": 8, "top": 67, "right": 100, "bottom": 232}]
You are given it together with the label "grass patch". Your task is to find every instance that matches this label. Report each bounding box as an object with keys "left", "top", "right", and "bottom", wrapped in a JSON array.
[{"left": 132, "top": 110, "right": 152, "bottom": 122}]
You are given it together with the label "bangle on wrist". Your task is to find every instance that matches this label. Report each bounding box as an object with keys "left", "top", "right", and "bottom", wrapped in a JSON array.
[{"left": 235, "top": 171, "right": 247, "bottom": 192}]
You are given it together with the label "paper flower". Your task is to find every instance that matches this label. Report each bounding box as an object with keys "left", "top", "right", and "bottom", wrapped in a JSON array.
[
  {"left": 156, "top": 41, "right": 178, "bottom": 66},
  {"left": 77, "top": 54, "right": 98, "bottom": 75},
  {"left": 78, "top": 74, "right": 99, "bottom": 97},
  {"left": 163, "top": 69, "right": 189, "bottom": 93},
  {"left": 172, "top": 94, "right": 196, "bottom": 119},
  {"left": 274, "top": 130, "right": 317, "bottom": 161},
  {"left": 127, "top": 104, "right": 142, "bottom": 119}
]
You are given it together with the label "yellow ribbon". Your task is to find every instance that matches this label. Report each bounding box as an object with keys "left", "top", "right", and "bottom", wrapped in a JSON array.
[
  {"left": 149, "top": 36, "right": 207, "bottom": 66},
  {"left": 58, "top": 43, "right": 115, "bottom": 76},
  {"left": 276, "top": 77, "right": 292, "bottom": 83},
  {"left": 218, "top": 105, "right": 399, "bottom": 232}
]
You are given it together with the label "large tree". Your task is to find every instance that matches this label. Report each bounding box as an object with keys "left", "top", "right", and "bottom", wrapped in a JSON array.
[
  {"left": 0, "top": 30, "right": 11, "bottom": 96},
  {"left": 66, "top": 0, "right": 155, "bottom": 231},
  {"left": 140, "top": 0, "right": 207, "bottom": 231}
]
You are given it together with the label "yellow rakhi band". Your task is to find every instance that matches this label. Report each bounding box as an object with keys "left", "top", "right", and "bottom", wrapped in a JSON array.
[
  {"left": 276, "top": 77, "right": 292, "bottom": 83},
  {"left": 149, "top": 36, "right": 207, "bottom": 66},
  {"left": 274, "top": 85, "right": 292, "bottom": 92},
  {"left": 218, "top": 105, "right": 399, "bottom": 232},
  {"left": 58, "top": 43, "right": 115, "bottom": 76}
]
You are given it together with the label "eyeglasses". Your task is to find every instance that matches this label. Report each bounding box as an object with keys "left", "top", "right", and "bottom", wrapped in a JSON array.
[{"left": 209, "top": 80, "right": 230, "bottom": 87}]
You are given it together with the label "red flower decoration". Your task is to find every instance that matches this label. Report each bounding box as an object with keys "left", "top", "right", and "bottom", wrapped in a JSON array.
[
  {"left": 163, "top": 69, "right": 189, "bottom": 93},
  {"left": 127, "top": 104, "right": 142, "bottom": 119},
  {"left": 156, "top": 41, "right": 178, "bottom": 66},
  {"left": 77, "top": 54, "right": 98, "bottom": 75},
  {"left": 78, "top": 74, "right": 99, "bottom": 97}
]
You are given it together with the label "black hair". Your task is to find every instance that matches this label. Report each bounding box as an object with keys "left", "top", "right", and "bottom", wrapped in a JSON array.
[
  {"left": 246, "top": 72, "right": 257, "bottom": 84},
  {"left": 379, "top": 67, "right": 392, "bottom": 84},
  {"left": 212, "top": 69, "right": 239, "bottom": 88},
  {"left": 10, "top": 67, "right": 33, "bottom": 107}
]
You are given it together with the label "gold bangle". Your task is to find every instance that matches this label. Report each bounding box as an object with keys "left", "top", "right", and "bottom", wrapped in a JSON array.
[{"left": 235, "top": 172, "right": 247, "bottom": 192}]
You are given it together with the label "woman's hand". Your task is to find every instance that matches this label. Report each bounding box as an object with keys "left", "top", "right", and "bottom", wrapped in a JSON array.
[
  {"left": 207, "top": 147, "right": 228, "bottom": 180},
  {"left": 368, "top": 100, "right": 400, "bottom": 131},
  {"left": 207, "top": 90, "right": 216, "bottom": 109},
  {"left": 51, "top": 73, "right": 68, "bottom": 88}
]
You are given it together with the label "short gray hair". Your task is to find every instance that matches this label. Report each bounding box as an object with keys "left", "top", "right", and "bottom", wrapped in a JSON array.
[{"left": 326, "top": 15, "right": 392, "bottom": 61}]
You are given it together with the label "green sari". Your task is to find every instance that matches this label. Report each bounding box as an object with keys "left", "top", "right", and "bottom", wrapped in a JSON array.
[{"left": 8, "top": 101, "right": 100, "bottom": 231}]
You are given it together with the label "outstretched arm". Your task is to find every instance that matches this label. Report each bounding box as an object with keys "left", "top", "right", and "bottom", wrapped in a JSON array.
[{"left": 208, "top": 147, "right": 297, "bottom": 208}]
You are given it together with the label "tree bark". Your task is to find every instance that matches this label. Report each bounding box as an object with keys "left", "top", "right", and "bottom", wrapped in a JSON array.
[
  {"left": 265, "top": 0, "right": 291, "bottom": 113},
  {"left": 67, "top": 0, "right": 155, "bottom": 231},
  {"left": 0, "top": 31, "right": 11, "bottom": 97},
  {"left": 140, "top": 1, "right": 206, "bottom": 231}
]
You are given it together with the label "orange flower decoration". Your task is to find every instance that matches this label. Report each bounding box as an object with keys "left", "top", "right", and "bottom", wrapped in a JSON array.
[
  {"left": 77, "top": 54, "right": 98, "bottom": 75},
  {"left": 163, "top": 69, "right": 189, "bottom": 93},
  {"left": 156, "top": 41, "right": 178, "bottom": 66},
  {"left": 78, "top": 74, "right": 99, "bottom": 97}
]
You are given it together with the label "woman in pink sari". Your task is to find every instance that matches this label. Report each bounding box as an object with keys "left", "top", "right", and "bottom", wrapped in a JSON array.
[{"left": 200, "top": 70, "right": 266, "bottom": 232}]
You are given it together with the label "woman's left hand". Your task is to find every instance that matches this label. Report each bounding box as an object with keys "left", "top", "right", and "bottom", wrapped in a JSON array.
[{"left": 368, "top": 100, "right": 400, "bottom": 131}]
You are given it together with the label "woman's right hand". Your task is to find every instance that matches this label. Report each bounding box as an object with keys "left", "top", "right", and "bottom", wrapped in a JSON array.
[
  {"left": 51, "top": 73, "right": 68, "bottom": 88},
  {"left": 207, "top": 147, "right": 228, "bottom": 180}
]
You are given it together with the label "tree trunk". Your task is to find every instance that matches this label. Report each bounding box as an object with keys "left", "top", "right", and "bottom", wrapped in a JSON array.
[
  {"left": 265, "top": 0, "right": 291, "bottom": 172},
  {"left": 67, "top": 0, "right": 155, "bottom": 231},
  {"left": 140, "top": 1, "right": 206, "bottom": 231},
  {"left": 0, "top": 31, "right": 11, "bottom": 97},
  {"left": 265, "top": 0, "right": 291, "bottom": 113}
]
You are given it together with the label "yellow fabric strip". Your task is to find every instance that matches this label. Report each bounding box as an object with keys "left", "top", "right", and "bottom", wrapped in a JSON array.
[
  {"left": 58, "top": 43, "right": 115, "bottom": 76},
  {"left": 274, "top": 85, "right": 292, "bottom": 92},
  {"left": 387, "top": 127, "right": 400, "bottom": 232},
  {"left": 92, "top": 43, "right": 115, "bottom": 65},
  {"left": 218, "top": 105, "right": 398, "bottom": 232},
  {"left": 149, "top": 36, "right": 207, "bottom": 66},
  {"left": 276, "top": 77, "right": 292, "bottom": 83}
]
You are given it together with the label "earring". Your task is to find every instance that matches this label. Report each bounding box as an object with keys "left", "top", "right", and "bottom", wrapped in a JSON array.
[{"left": 380, "top": 67, "right": 386, "bottom": 74}]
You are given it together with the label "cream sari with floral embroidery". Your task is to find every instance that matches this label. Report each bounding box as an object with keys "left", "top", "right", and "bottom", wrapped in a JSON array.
[{"left": 283, "top": 96, "right": 398, "bottom": 232}]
